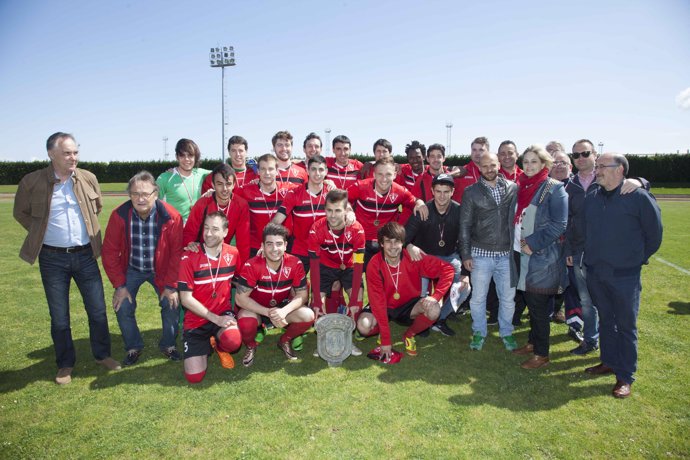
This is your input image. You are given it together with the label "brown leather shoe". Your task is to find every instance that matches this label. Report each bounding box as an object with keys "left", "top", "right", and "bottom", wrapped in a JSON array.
[
  {"left": 552, "top": 311, "right": 566, "bottom": 323},
  {"left": 96, "top": 357, "right": 122, "bottom": 371},
  {"left": 612, "top": 380, "right": 632, "bottom": 398},
  {"left": 512, "top": 343, "right": 534, "bottom": 355},
  {"left": 520, "top": 355, "right": 549, "bottom": 369},
  {"left": 277, "top": 341, "right": 298, "bottom": 361},
  {"left": 55, "top": 367, "right": 73, "bottom": 385},
  {"left": 584, "top": 362, "right": 614, "bottom": 375},
  {"left": 242, "top": 346, "right": 257, "bottom": 367}
]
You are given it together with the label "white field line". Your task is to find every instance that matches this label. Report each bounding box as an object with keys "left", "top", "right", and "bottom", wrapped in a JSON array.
[{"left": 654, "top": 257, "right": 690, "bottom": 275}]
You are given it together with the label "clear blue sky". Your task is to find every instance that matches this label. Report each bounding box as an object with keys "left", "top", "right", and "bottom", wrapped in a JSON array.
[{"left": 1, "top": 0, "right": 688, "bottom": 163}]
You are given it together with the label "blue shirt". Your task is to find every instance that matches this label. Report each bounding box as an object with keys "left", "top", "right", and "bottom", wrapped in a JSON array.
[
  {"left": 129, "top": 206, "right": 158, "bottom": 272},
  {"left": 43, "top": 174, "right": 90, "bottom": 247}
]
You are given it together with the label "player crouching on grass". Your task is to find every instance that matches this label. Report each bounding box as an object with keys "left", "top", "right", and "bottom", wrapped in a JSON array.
[
  {"left": 178, "top": 212, "right": 242, "bottom": 384},
  {"left": 357, "top": 222, "right": 455, "bottom": 359},
  {"left": 234, "top": 223, "right": 313, "bottom": 367}
]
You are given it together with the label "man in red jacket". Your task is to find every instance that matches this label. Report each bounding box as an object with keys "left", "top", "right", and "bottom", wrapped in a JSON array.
[
  {"left": 102, "top": 171, "right": 184, "bottom": 366},
  {"left": 452, "top": 136, "right": 489, "bottom": 204},
  {"left": 357, "top": 222, "right": 454, "bottom": 359}
]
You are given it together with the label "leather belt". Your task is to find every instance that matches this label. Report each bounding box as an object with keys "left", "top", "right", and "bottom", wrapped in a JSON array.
[{"left": 42, "top": 244, "right": 91, "bottom": 254}]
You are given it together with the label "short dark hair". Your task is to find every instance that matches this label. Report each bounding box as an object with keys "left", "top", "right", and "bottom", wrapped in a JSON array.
[
  {"left": 471, "top": 137, "right": 490, "bottom": 150},
  {"left": 257, "top": 153, "right": 277, "bottom": 167},
  {"left": 332, "top": 135, "right": 351, "bottom": 148},
  {"left": 227, "top": 135, "right": 248, "bottom": 151},
  {"left": 405, "top": 140, "right": 426, "bottom": 158},
  {"left": 262, "top": 223, "right": 289, "bottom": 242},
  {"left": 127, "top": 170, "right": 159, "bottom": 194},
  {"left": 572, "top": 138, "right": 595, "bottom": 152},
  {"left": 325, "top": 189, "right": 348, "bottom": 206},
  {"left": 307, "top": 154, "right": 327, "bottom": 168},
  {"left": 498, "top": 140, "right": 517, "bottom": 152},
  {"left": 271, "top": 130, "right": 293, "bottom": 147},
  {"left": 206, "top": 210, "right": 229, "bottom": 230},
  {"left": 427, "top": 143, "right": 445, "bottom": 157},
  {"left": 211, "top": 163, "right": 237, "bottom": 184},
  {"left": 374, "top": 157, "right": 397, "bottom": 170},
  {"left": 303, "top": 132, "right": 322, "bottom": 149},
  {"left": 373, "top": 138, "right": 393, "bottom": 154},
  {"left": 175, "top": 138, "right": 201, "bottom": 167},
  {"left": 377, "top": 221, "right": 406, "bottom": 246},
  {"left": 46, "top": 132, "right": 76, "bottom": 151}
]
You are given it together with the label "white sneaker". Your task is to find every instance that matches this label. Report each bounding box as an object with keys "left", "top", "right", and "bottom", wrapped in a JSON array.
[
  {"left": 312, "top": 348, "right": 319, "bottom": 357},
  {"left": 351, "top": 343, "right": 363, "bottom": 356}
]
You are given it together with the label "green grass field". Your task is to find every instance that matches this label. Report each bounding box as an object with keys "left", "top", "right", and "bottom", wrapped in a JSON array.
[{"left": 0, "top": 197, "right": 688, "bottom": 458}]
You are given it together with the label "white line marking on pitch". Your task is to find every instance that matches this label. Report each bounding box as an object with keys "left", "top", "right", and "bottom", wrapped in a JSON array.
[{"left": 655, "top": 257, "right": 690, "bottom": 275}]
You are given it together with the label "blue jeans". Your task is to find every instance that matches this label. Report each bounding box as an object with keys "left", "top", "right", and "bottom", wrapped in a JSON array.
[
  {"left": 115, "top": 267, "right": 179, "bottom": 352},
  {"left": 573, "top": 255, "right": 598, "bottom": 346},
  {"left": 469, "top": 254, "right": 515, "bottom": 337},
  {"left": 38, "top": 247, "right": 112, "bottom": 368}
]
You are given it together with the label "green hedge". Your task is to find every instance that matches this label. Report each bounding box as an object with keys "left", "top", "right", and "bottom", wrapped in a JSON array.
[{"left": 1, "top": 154, "right": 688, "bottom": 185}]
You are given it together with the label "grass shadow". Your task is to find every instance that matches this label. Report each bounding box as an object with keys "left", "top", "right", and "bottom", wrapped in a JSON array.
[{"left": 667, "top": 301, "right": 690, "bottom": 315}]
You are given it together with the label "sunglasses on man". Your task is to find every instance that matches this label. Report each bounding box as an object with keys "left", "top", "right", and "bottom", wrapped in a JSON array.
[{"left": 571, "top": 151, "right": 593, "bottom": 159}]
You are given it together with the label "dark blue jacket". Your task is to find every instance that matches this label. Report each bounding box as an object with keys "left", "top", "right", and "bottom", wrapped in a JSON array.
[{"left": 584, "top": 184, "right": 662, "bottom": 273}]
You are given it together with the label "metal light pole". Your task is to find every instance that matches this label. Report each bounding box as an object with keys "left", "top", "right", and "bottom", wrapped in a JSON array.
[
  {"left": 210, "top": 46, "right": 236, "bottom": 162},
  {"left": 163, "top": 136, "right": 168, "bottom": 161},
  {"left": 598, "top": 142, "right": 604, "bottom": 155},
  {"left": 325, "top": 128, "right": 332, "bottom": 156},
  {"left": 446, "top": 122, "right": 453, "bottom": 155}
]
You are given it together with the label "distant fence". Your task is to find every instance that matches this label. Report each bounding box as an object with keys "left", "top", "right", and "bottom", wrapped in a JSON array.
[{"left": 1, "top": 154, "right": 688, "bottom": 184}]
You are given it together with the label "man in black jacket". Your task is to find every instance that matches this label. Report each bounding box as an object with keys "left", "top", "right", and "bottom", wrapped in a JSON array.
[
  {"left": 460, "top": 153, "right": 518, "bottom": 351},
  {"left": 405, "top": 174, "right": 471, "bottom": 336}
]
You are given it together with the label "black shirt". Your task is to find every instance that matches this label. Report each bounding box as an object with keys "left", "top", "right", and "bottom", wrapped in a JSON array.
[{"left": 405, "top": 199, "right": 461, "bottom": 257}]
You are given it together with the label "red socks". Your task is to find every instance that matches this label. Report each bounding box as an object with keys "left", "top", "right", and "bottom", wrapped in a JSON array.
[
  {"left": 238, "top": 317, "right": 259, "bottom": 348},
  {"left": 185, "top": 370, "right": 206, "bottom": 384},
  {"left": 280, "top": 321, "right": 313, "bottom": 344},
  {"left": 217, "top": 327, "right": 242, "bottom": 353},
  {"left": 405, "top": 314, "right": 435, "bottom": 338}
]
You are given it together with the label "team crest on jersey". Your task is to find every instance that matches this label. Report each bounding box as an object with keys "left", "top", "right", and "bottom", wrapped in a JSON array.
[
  {"left": 223, "top": 253, "right": 234, "bottom": 265},
  {"left": 283, "top": 266, "right": 292, "bottom": 277},
  {"left": 345, "top": 231, "right": 352, "bottom": 241},
  {"left": 278, "top": 188, "right": 288, "bottom": 197},
  {"left": 389, "top": 193, "right": 398, "bottom": 201}
]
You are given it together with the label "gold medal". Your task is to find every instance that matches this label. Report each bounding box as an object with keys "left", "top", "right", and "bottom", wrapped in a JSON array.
[
  {"left": 340, "top": 264, "right": 346, "bottom": 270},
  {"left": 269, "top": 299, "right": 277, "bottom": 307},
  {"left": 438, "top": 240, "right": 445, "bottom": 247},
  {"left": 393, "top": 292, "right": 401, "bottom": 300},
  {"left": 374, "top": 219, "right": 380, "bottom": 227}
]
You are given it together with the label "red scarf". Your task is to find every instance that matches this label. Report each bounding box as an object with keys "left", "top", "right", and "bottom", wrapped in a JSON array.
[{"left": 514, "top": 168, "right": 549, "bottom": 224}]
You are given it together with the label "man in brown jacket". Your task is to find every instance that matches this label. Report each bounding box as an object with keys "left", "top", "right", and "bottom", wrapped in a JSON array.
[{"left": 13, "top": 132, "right": 120, "bottom": 385}]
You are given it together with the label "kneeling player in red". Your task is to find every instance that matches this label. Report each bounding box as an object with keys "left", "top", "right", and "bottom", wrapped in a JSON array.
[
  {"left": 234, "top": 223, "right": 313, "bottom": 366},
  {"left": 357, "top": 222, "right": 454, "bottom": 359},
  {"left": 178, "top": 212, "right": 242, "bottom": 383}
]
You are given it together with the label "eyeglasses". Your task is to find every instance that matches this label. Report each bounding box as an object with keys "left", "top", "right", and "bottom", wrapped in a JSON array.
[
  {"left": 594, "top": 164, "right": 619, "bottom": 170},
  {"left": 130, "top": 191, "right": 156, "bottom": 199},
  {"left": 571, "top": 151, "right": 593, "bottom": 159},
  {"left": 553, "top": 161, "right": 569, "bottom": 167}
]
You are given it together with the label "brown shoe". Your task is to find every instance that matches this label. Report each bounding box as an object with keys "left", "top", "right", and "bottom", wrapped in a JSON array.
[
  {"left": 96, "top": 357, "right": 122, "bottom": 371},
  {"left": 552, "top": 311, "right": 566, "bottom": 323},
  {"left": 612, "top": 380, "right": 632, "bottom": 398},
  {"left": 277, "top": 341, "right": 298, "bottom": 361},
  {"left": 512, "top": 343, "right": 534, "bottom": 355},
  {"left": 55, "top": 367, "right": 73, "bottom": 385},
  {"left": 242, "top": 346, "right": 257, "bottom": 367},
  {"left": 584, "top": 362, "right": 614, "bottom": 375},
  {"left": 520, "top": 355, "right": 549, "bottom": 369}
]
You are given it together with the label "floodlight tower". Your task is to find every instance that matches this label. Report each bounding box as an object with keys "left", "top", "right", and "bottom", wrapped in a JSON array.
[
  {"left": 598, "top": 142, "right": 604, "bottom": 155},
  {"left": 209, "top": 46, "right": 236, "bottom": 162},
  {"left": 446, "top": 122, "right": 453, "bottom": 155},
  {"left": 163, "top": 136, "right": 169, "bottom": 161},
  {"left": 325, "top": 128, "right": 332, "bottom": 156}
]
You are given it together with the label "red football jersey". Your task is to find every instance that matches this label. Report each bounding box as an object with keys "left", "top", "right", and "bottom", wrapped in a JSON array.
[
  {"left": 179, "top": 243, "right": 240, "bottom": 330},
  {"left": 397, "top": 163, "right": 424, "bottom": 191},
  {"left": 201, "top": 167, "right": 258, "bottom": 194},
  {"left": 326, "top": 157, "right": 363, "bottom": 190},
  {"left": 366, "top": 250, "right": 454, "bottom": 346},
  {"left": 235, "top": 183, "right": 291, "bottom": 250},
  {"left": 278, "top": 184, "right": 331, "bottom": 257},
  {"left": 452, "top": 161, "right": 481, "bottom": 204},
  {"left": 411, "top": 167, "right": 450, "bottom": 202},
  {"left": 235, "top": 254, "right": 307, "bottom": 308},
  {"left": 308, "top": 217, "right": 365, "bottom": 269},
  {"left": 499, "top": 166, "right": 524, "bottom": 183},
  {"left": 347, "top": 179, "right": 417, "bottom": 241},
  {"left": 276, "top": 164, "right": 308, "bottom": 186},
  {"left": 183, "top": 193, "right": 250, "bottom": 266}
]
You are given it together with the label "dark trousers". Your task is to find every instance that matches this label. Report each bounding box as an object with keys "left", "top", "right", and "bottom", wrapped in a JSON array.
[
  {"left": 524, "top": 291, "right": 552, "bottom": 357},
  {"left": 39, "top": 247, "right": 112, "bottom": 368},
  {"left": 587, "top": 268, "right": 641, "bottom": 384}
]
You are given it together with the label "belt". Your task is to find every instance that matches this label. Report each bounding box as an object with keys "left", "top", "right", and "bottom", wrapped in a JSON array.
[{"left": 42, "top": 244, "right": 91, "bottom": 254}]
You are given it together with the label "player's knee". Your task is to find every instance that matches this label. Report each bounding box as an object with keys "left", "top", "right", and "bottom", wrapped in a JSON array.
[
  {"left": 218, "top": 327, "right": 242, "bottom": 353},
  {"left": 184, "top": 370, "right": 206, "bottom": 384}
]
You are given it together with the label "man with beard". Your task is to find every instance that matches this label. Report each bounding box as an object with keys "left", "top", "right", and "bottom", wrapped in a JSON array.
[
  {"left": 272, "top": 130, "right": 308, "bottom": 186},
  {"left": 497, "top": 140, "right": 523, "bottom": 183},
  {"left": 201, "top": 135, "right": 257, "bottom": 193},
  {"left": 295, "top": 132, "right": 323, "bottom": 170}
]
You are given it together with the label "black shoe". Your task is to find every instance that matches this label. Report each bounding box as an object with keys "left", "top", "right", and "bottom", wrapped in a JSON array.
[
  {"left": 417, "top": 328, "right": 430, "bottom": 338},
  {"left": 161, "top": 347, "right": 181, "bottom": 361},
  {"left": 431, "top": 320, "right": 456, "bottom": 337},
  {"left": 570, "top": 342, "right": 598, "bottom": 356},
  {"left": 123, "top": 350, "right": 142, "bottom": 366},
  {"left": 567, "top": 328, "right": 584, "bottom": 344}
]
